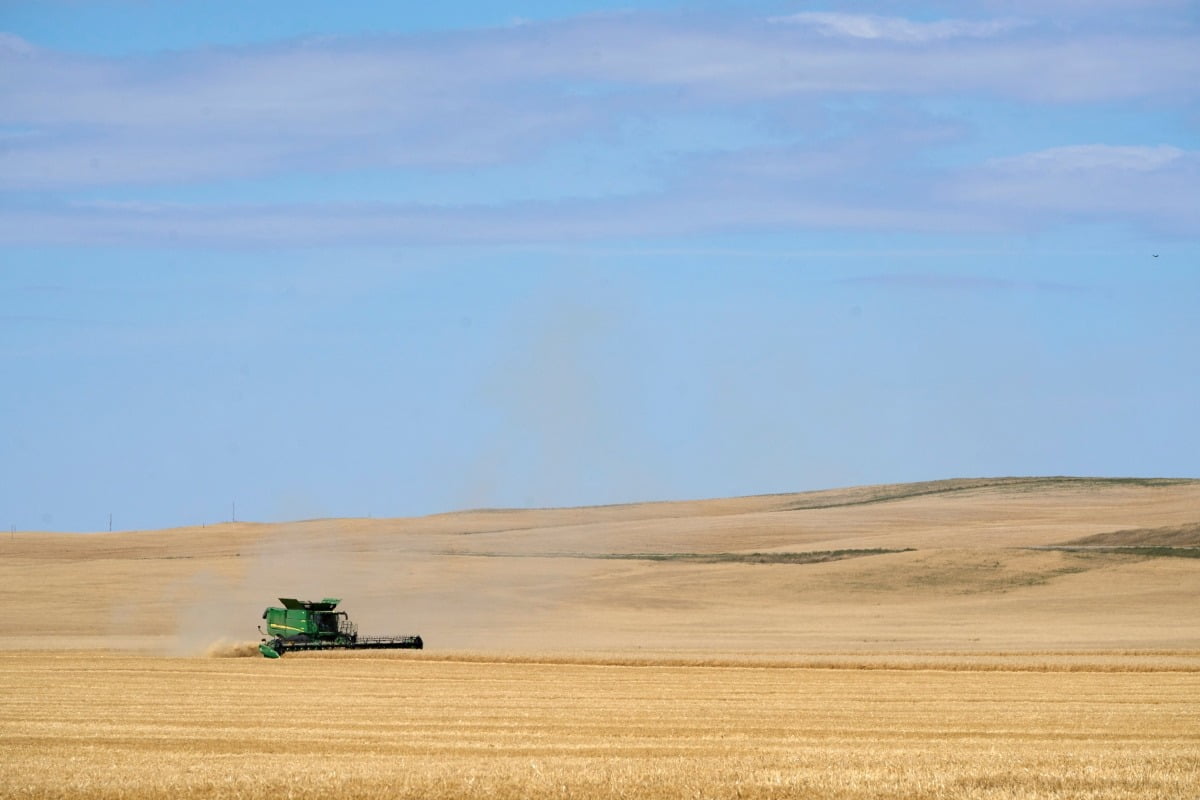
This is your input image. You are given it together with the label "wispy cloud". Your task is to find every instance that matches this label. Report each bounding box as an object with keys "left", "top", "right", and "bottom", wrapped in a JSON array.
[
  {"left": 4, "top": 139, "right": 1196, "bottom": 246},
  {"left": 838, "top": 274, "right": 1087, "bottom": 293},
  {"left": 947, "top": 145, "right": 1200, "bottom": 233},
  {"left": 978, "top": 0, "right": 1192, "bottom": 14},
  {"left": 771, "top": 13, "right": 1023, "bottom": 43},
  {"left": 985, "top": 144, "right": 1185, "bottom": 173},
  {"left": 2, "top": 12, "right": 1198, "bottom": 190},
  {"left": 0, "top": 31, "right": 37, "bottom": 55},
  {"left": 1, "top": 6, "right": 1197, "bottom": 246}
]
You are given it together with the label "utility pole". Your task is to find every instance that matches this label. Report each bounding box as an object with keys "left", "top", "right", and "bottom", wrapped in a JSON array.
[
  {"left": 232, "top": 500, "right": 236, "bottom": 523},
  {"left": 108, "top": 513, "right": 112, "bottom": 532}
]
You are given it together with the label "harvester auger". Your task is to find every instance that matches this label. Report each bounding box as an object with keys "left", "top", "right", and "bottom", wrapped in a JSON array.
[{"left": 258, "top": 597, "right": 423, "bottom": 658}]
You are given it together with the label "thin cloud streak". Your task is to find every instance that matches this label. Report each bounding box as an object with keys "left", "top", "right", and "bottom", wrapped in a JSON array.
[
  {"left": 986, "top": 144, "right": 1186, "bottom": 173},
  {"left": 3, "top": 141, "right": 1196, "bottom": 246},
  {"left": 772, "top": 13, "right": 1025, "bottom": 42},
  {"left": 838, "top": 274, "right": 1089, "bottom": 293},
  {"left": 947, "top": 146, "right": 1200, "bottom": 232},
  {"left": 2, "top": 6, "right": 1197, "bottom": 247},
  {"left": 1, "top": 15, "right": 1198, "bottom": 189}
]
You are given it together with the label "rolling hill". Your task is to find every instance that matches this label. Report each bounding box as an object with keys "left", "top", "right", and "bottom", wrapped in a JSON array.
[{"left": 4, "top": 477, "right": 1198, "bottom": 656}]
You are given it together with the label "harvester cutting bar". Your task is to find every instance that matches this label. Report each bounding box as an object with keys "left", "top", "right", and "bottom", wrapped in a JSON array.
[
  {"left": 352, "top": 635, "right": 424, "bottom": 649},
  {"left": 267, "top": 635, "right": 423, "bottom": 656}
]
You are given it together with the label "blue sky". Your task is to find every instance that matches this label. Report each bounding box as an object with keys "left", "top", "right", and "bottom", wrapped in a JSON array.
[{"left": 2, "top": 1, "right": 1197, "bottom": 531}]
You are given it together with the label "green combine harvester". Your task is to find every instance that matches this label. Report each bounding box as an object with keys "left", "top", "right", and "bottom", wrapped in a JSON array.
[{"left": 258, "top": 597, "right": 423, "bottom": 658}]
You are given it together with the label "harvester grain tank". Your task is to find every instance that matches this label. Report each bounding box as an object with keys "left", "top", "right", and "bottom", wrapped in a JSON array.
[{"left": 258, "top": 597, "right": 423, "bottom": 658}]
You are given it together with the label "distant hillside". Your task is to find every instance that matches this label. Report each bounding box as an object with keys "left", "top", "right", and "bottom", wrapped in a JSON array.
[{"left": 3, "top": 476, "right": 1198, "bottom": 655}]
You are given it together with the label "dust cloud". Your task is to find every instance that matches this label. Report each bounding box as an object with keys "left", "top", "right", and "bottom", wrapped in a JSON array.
[
  {"left": 152, "top": 517, "right": 574, "bottom": 656},
  {"left": 166, "top": 568, "right": 261, "bottom": 656},
  {"left": 152, "top": 283, "right": 643, "bottom": 656},
  {"left": 205, "top": 640, "right": 260, "bottom": 657},
  {"left": 466, "top": 279, "right": 654, "bottom": 512}
]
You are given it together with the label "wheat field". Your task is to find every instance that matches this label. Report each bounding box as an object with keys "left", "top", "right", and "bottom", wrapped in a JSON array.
[
  {"left": 2, "top": 478, "right": 1199, "bottom": 798},
  {"left": 2, "top": 651, "right": 1198, "bottom": 799}
]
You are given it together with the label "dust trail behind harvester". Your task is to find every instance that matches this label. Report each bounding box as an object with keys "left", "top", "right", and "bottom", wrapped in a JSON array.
[
  {"left": 205, "top": 640, "right": 261, "bottom": 657},
  {"left": 169, "top": 515, "right": 578, "bottom": 656}
]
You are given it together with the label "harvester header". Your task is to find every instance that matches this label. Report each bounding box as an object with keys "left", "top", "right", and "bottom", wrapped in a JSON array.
[{"left": 258, "top": 597, "right": 422, "bottom": 658}]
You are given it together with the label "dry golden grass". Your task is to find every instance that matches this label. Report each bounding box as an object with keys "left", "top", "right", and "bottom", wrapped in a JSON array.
[
  {"left": 3, "top": 479, "right": 1200, "bottom": 797},
  {"left": 2, "top": 651, "right": 1197, "bottom": 800},
  {"left": 4, "top": 477, "right": 1199, "bottom": 654},
  {"left": 290, "top": 647, "right": 1200, "bottom": 673}
]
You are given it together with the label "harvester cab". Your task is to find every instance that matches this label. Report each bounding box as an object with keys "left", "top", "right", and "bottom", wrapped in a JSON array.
[{"left": 258, "top": 597, "right": 422, "bottom": 658}]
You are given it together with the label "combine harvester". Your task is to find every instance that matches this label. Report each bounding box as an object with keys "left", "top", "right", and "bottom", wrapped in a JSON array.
[{"left": 258, "top": 597, "right": 423, "bottom": 658}]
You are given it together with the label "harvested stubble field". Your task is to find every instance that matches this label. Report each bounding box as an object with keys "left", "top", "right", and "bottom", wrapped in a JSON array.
[
  {"left": 2, "top": 477, "right": 1200, "bottom": 798},
  {"left": 3, "top": 651, "right": 1198, "bottom": 800}
]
